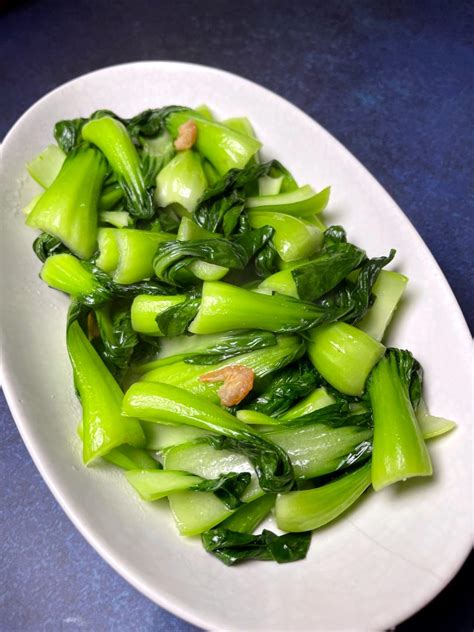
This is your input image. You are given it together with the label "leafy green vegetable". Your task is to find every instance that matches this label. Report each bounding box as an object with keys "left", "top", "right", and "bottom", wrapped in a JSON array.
[
  {"left": 246, "top": 184, "right": 330, "bottom": 217},
  {"left": 185, "top": 331, "right": 277, "bottom": 365},
  {"left": 96, "top": 228, "right": 175, "bottom": 284},
  {"left": 290, "top": 228, "right": 366, "bottom": 301},
  {"left": 221, "top": 494, "right": 276, "bottom": 533},
  {"left": 356, "top": 270, "right": 408, "bottom": 341},
  {"left": 67, "top": 321, "right": 145, "bottom": 464},
  {"left": 153, "top": 225, "right": 274, "bottom": 287},
  {"left": 307, "top": 323, "right": 386, "bottom": 396},
  {"left": 163, "top": 439, "right": 262, "bottom": 523},
  {"left": 130, "top": 294, "right": 186, "bottom": 336},
  {"left": 92, "top": 304, "right": 160, "bottom": 379},
  {"left": 258, "top": 174, "right": 283, "bottom": 196},
  {"left": 176, "top": 217, "right": 230, "bottom": 281},
  {"left": 206, "top": 433, "right": 294, "bottom": 494},
  {"left": 416, "top": 398, "right": 456, "bottom": 440},
  {"left": 54, "top": 117, "right": 87, "bottom": 153},
  {"left": 122, "top": 382, "right": 294, "bottom": 493},
  {"left": 316, "top": 250, "right": 396, "bottom": 324},
  {"left": 201, "top": 527, "right": 311, "bottom": 565},
  {"left": 41, "top": 254, "right": 172, "bottom": 308},
  {"left": 254, "top": 238, "right": 280, "bottom": 278},
  {"left": 27, "top": 144, "right": 66, "bottom": 188},
  {"left": 188, "top": 281, "right": 349, "bottom": 335},
  {"left": 156, "top": 293, "right": 202, "bottom": 337},
  {"left": 269, "top": 421, "right": 373, "bottom": 479},
  {"left": 155, "top": 150, "right": 207, "bottom": 212},
  {"left": 275, "top": 461, "right": 372, "bottom": 532},
  {"left": 94, "top": 304, "right": 139, "bottom": 375},
  {"left": 195, "top": 104, "right": 214, "bottom": 120},
  {"left": 99, "top": 183, "right": 125, "bottom": 212},
  {"left": 54, "top": 106, "right": 188, "bottom": 153},
  {"left": 142, "top": 421, "right": 210, "bottom": 450},
  {"left": 33, "top": 233, "right": 69, "bottom": 262},
  {"left": 104, "top": 445, "right": 160, "bottom": 471},
  {"left": 193, "top": 160, "right": 297, "bottom": 236},
  {"left": 166, "top": 110, "right": 261, "bottom": 174},
  {"left": 126, "top": 469, "right": 250, "bottom": 509},
  {"left": 99, "top": 210, "right": 132, "bottom": 228},
  {"left": 277, "top": 402, "right": 372, "bottom": 429},
  {"left": 134, "top": 330, "right": 277, "bottom": 372},
  {"left": 368, "top": 349, "right": 432, "bottom": 491},
  {"left": 82, "top": 116, "right": 154, "bottom": 219},
  {"left": 248, "top": 360, "right": 320, "bottom": 417},
  {"left": 236, "top": 409, "right": 282, "bottom": 425},
  {"left": 120, "top": 106, "right": 188, "bottom": 143},
  {"left": 248, "top": 211, "right": 324, "bottom": 263},
  {"left": 278, "top": 387, "right": 336, "bottom": 421},
  {"left": 153, "top": 238, "right": 247, "bottom": 286},
  {"left": 140, "top": 334, "right": 304, "bottom": 403},
  {"left": 26, "top": 145, "right": 107, "bottom": 259}
]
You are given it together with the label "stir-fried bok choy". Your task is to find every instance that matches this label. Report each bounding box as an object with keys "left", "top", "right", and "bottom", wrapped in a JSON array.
[{"left": 22, "top": 103, "right": 455, "bottom": 567}]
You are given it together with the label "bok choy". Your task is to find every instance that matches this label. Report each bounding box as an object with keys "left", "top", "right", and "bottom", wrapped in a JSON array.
[{"left": 21, "top": 102, "right": 454, "bottom": 568}]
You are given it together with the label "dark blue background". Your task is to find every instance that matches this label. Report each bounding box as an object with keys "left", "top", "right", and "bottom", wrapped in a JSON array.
[{"left": 1, "top": 1, "right": 472, "bottom": 629}]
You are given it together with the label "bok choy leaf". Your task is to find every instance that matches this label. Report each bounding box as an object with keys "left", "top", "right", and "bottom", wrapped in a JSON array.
[
  {"left": 122, "top": 382, "right": 295, "bottom": 493},
  {"left": 201, "top": 527, "right": 311, "bottom": 565}
]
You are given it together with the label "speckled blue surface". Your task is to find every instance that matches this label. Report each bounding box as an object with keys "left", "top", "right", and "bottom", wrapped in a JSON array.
[{"left": 1, "top": 1, "right": 472, "bottom": 630}]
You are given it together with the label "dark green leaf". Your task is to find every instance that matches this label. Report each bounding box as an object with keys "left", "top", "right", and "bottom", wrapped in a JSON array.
[
  {"left": 254, "top": 239, "right": 280, "bottom": 278},
  {"left": 184, "top": 330, "right": 277, "bottom": 364},
  {"left": 249, "top": 360, "right": 321, "bottom": 417},
  {"left": 55, "top": 106, "right": 189, "bottom": 152},
  {"left": 367, "top": 348, "right": 423, "bottom": 411},
  {"left": 283, "top": 403, "right": 372, "bottom": 429},
  {"left": 54, "top": 118, "right": 87, "bottom": 153},
  {"left": 156, "top": 294, "right": 201, "bottom": 337},
  {"left": 94, "top": 305, "right": 139, "bottom": 374},
  {"left": 194, "top": 472, "right": 251, "bottom": 509},
  {"left": 207, "top": 434, "right": 294, "bottom": 494},
  {"left": 201, "top": 527, "right": 311, "bottom": 565},
  {"left": 292, "top": 228, "right": 366, "bottom": 301},
  {"left": 194, "top": 160, "right": 295, "bottom": 235},
  {"left": 153, "top": 238, "right": 249, "bottom": 286},
  {"left": 316, "top": 250, "right": 396, "bottom": 324},
  {"left": 124, "top": 105, "right": 189, "bottom": 144},
  {"left": 323, "top": 225, "right": 347, "bottom": 245},
  {"left": 234, "top": 225, "right": 274, "bottom": 261},
  {"left": 33, "top": 233, "right": 69, "bottom": 262}
]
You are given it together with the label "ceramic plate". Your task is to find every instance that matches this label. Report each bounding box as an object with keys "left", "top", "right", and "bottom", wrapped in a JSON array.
[{"left": 0, "top": 62, "right": 471, "bottom": 631}]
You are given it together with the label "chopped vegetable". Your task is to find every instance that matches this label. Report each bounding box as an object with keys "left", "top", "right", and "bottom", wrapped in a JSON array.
[
  {"left": 26, "top": 145, "right": 107, "bottom": 259},
  {"left": 368, "top": 349, "right": 432, "bottom": 491},
  {"left": 155, "top": 150, "right": 207, "bottom": 212},
  {"left": 82, "top": 116, "right": 154, "bottom": 219},
  {"left": 22, "top": 103, "right": 454, "bottom": 568},
  {"left": 122, "top": 382, "right": 294, "bottom": 493},
  {"left": 166, "top": 110, "right": 261, "bottom": 174},
  {"left": 67, "top": 321, "right": 145, "bottom": 464},
  {"left": 275, "top": 461, "right": 372, "bottom": 532},
  {"left": 307, "top": 323, "right": 385, "bottom": 396}
]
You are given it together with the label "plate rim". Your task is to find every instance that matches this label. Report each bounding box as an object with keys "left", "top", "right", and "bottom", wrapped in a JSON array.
[{"left": 1, "top": 60, "right": 471, "bottom": 631}]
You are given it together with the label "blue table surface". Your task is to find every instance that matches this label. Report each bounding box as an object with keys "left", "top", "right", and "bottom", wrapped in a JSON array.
[{"left": 1, "top": 1, "right": 472, "bottom": 630}]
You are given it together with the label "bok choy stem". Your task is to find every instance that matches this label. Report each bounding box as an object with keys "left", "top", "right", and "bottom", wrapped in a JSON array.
[
  {"left": 368, "top": 349, "right": 432, "bottom": 491},
  {"left": 82, "top": 116, "right": 154, "bottom": 219},
  {"left": 67, "top": 321, "right": 145, "bottom": 464},
  {"left": 26, "top": 145, "right": 107, "bottom": 259},
  {"left": 122, "top": 382, "right": 294, "bottom": 493}
]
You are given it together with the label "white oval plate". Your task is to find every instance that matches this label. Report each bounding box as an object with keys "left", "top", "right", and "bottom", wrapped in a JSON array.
[{"left": 0, "top": 62, "right": 471, "bottom": 631}]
